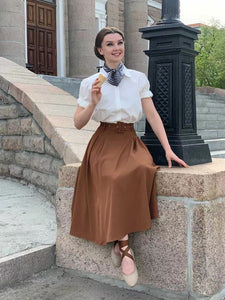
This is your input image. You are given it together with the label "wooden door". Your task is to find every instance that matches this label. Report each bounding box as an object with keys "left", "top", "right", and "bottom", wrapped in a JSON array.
[{"left": 27, "top": 0, "right": 57, "bottom": 75}]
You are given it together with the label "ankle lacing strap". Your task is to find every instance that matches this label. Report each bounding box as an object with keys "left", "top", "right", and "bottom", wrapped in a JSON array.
[{"left": 118, "top": 240, "right": 134, "bottom": 261}]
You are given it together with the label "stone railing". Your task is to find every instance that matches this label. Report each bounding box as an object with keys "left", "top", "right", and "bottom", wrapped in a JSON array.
[{"left": 0, "top": 57, "right": 97, "bottom": 199}]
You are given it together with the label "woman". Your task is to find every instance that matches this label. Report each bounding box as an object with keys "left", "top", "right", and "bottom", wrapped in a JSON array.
[{"left": 70, "top": 27, "right": 188, "bottom": 287}]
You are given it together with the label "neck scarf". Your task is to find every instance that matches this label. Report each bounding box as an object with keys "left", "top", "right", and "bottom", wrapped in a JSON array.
[{"left": 103, "top": 63, "right": 125, "bottom": 86}]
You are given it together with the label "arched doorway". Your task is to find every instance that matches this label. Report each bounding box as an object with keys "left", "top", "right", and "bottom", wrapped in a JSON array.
[{"left": 26, "top": 0, "right": 57, "bottom": 75}]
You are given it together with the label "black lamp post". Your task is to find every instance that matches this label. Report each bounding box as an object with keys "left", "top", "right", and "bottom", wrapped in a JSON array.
[
  {"left": 159, "top": 0, "right": 181, "bottom": 24},
  {"left": 139, "top": 0, "right": 212, "bottom": 166}
]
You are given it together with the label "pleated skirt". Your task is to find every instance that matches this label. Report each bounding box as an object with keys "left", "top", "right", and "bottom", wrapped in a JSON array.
[{"left": 70, "top": 122, "right": 159, "bottom": 245}]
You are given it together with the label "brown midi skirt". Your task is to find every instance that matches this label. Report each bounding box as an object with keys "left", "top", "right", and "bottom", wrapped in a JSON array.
[{"left": 70, "top": 122, "right": 159, "bottom": 245}]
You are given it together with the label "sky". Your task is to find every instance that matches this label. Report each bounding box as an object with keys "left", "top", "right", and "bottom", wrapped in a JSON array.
[{"left": 180, "top": 0, "right": 225, "bottom": 26}]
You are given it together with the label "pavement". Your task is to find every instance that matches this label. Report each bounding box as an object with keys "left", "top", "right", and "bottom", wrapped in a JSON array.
[
  {"left": 0, "top": 178, "right": 56, "bottom": 259},
  {"left": 0, "top": 178, "right": 159, "bottom": 300},
  {"left": 0, "top": 266, "right": 159, "bottom": 300}
]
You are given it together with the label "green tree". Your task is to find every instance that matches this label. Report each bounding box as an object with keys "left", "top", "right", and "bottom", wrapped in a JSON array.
[{"left": 195, "top": 22, "right": 225, "bottom": 89}]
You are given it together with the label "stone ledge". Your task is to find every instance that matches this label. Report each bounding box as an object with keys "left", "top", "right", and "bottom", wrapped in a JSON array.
[
  {"left": 0, "top": 245, "right": 55, "bottom": 289},
  {"left": 196, "top": 86, "right": 225, "bottom": 98},
  {"left": 0, "top": 57, "right": 98, "bottom": 166},
  {"left": 58, "top": 163, "right": 80, "bottom": 188},
  {"left": 56, "top": 188, "right": 225, "bottom": 298},
  {"left": 157, "top": 158, "right": 225, "bottom": 200},
  {"left": 56, "top": 161, "right": 225, "bottom": 298},
  {"left": 58, "top": 158, "right": 225, "bottom": 201},
  {"left": 0, "top": 75, "right": 10, "bottom": 93}
]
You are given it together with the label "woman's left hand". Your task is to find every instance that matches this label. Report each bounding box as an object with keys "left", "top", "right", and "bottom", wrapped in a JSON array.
[{"left": 165, "top": 148, "right": 189, "bottom": 168}]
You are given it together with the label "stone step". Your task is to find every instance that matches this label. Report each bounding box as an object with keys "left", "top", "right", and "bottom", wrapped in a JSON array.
[
  {"left": 0, "top": 245, "right": 55, "bottom": 289},
  {"left": 197, "top": 120, "right": 225, "bottom": 130},
  {"left": 196, "top": 107, "right": 225, "bottom": 114},
  {"left": 0, "top": 179, "right": 56, "bottom": 288},
  {"left": 198, "top": 129, "right": 225, "bottom": 140},
  {"left": 38, "top": 75, "right": 82, "bottom": 98},
  {"left": 196, "top": 99, "right": 225, "bottom": 107},
  {"left": 197, "top": 113, "right": 225, "bottom": 121},
  {"left": 0, "top": 266, "right": 157, "bottom": 300},
  {"left": 197, "top": 99, "right": 225, "bottom": 108},
  {"left": 205, "top": 138, "right": 225, "bottom": 151},
  {"left": 196, "top": 92, "right": 225, "bottom": 101},
  {"left": 211, "top": 150, "right": 225, "bottom": 158}
]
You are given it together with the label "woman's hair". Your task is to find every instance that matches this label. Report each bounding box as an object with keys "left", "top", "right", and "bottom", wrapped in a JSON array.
[{"left": 94, "top": 27, "right": 125, "bottom": 61}]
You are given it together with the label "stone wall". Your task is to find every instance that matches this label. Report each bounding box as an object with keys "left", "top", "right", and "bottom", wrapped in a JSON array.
[
  {"left": 0, "top": 57, "right": 87, "bottom": 202},
  {"left": 56, "top": 160, "right": 225, "bottom": 299},
  {"left": 0, "top": 88, "right": 64, "bottom": 198}
]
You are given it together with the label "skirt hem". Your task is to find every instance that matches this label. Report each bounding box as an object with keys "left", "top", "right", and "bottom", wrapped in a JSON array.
[{"left": 70, "top": 215, "right": 158, "bottom": 246}]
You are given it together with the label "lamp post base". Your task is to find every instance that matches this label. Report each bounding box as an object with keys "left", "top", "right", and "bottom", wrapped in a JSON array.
[{"left": 142, "top": 137, "right": 212, "bottom": 166}]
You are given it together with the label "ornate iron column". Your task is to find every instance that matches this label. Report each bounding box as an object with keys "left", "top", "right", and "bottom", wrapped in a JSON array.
[{"left": 139, "top": 0, "right": 212, "bottom": 166}]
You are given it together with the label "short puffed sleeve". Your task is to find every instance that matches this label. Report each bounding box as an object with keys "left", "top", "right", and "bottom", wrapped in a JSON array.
[
  {"left": 77, "top": 78, "right": 91, "bottom": 108},
  {"left": 138, "top": 72, "right": 153, "bottom": 99}
]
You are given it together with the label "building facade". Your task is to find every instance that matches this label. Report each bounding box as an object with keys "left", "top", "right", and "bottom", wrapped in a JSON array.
[{"left": 0, "top": 0, "right": 161, "bottom": 79}]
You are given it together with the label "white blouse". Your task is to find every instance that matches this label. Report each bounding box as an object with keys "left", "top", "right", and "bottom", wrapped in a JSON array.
[{"left": 77, "top": 66, "right": 153, "bottom": 123}]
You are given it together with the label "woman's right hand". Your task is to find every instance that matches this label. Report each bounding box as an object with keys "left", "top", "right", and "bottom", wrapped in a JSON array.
[{"left": 91, "top": 78, "right": 102, "bottom": 106}]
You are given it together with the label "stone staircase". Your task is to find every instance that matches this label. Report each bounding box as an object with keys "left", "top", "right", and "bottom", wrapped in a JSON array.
[
  {"left": 196, "top": 89, "right": 225, "bottom": 158},
  {"left": 39, "top": 75, "right": 82, "bottom": 98}
]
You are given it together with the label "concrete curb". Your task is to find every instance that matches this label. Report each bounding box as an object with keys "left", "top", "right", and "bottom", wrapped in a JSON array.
[{"left": 0, "top": 245, "right": 55, "bottom": 289}]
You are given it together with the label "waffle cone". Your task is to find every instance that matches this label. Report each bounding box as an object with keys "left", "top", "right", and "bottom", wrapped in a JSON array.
[{"left": 97, "top": 74, "right": 106, "bottom": 86}]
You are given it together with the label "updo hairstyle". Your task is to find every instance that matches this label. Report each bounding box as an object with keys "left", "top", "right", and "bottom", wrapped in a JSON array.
[{"left": 94, "top": 26, "right": 125, "bottom": 61}]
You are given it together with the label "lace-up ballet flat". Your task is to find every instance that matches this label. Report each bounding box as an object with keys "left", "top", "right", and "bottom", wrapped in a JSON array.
[
  {"left": 111, "top": 241, "right": 122, "bottom": 267},
  {"left": 118, "top": 240, "right": 138, "bottom": 287}
]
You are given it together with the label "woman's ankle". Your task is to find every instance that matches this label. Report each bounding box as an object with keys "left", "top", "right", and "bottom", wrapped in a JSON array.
[{"left": 119, "top": 234, "right": 128, "bottom": 241}]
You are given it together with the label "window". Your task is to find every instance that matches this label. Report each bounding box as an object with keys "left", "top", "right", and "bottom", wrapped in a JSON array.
[
  {"left": 95, "top": 0, "right": 107, "bottom": 31},
  {"left": 38, "top": 0, "right": 56, "bottom": 4}
]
